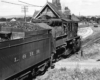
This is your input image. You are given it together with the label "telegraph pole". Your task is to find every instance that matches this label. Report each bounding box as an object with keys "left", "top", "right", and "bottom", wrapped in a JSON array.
[
  {"left": 24, "top": 6, "right": 27, "bottom": 22},
  {"left": 79, "top": 12, "right": 80, "bottom": 17},
  {"left": 21, "top": 6, "right": 28, "bottom": 22}
]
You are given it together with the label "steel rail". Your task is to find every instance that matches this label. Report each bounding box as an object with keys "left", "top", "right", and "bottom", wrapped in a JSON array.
[{"left": 82, "top": 37, "right": 100, "bottom": 48}]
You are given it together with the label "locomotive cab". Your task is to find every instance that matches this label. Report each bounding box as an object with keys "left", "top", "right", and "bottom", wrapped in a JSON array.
[{"left": 47, "top": 18, "right": 81, "bottom": 56}]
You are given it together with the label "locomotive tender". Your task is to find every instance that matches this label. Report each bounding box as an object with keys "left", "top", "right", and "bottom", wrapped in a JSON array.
[{"left": 0, "top": 22, "right": 54, "bottom": 80}]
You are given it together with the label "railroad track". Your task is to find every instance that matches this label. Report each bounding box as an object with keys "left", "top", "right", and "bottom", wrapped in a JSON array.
[{"left": 82, "top": 35, "right": 100, "bottom": 48}]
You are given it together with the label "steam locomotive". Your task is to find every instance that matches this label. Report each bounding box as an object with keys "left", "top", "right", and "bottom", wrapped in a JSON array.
[
  {"left": 0, "top": 18, "right": 81, "bottom": 80},
  {"left": 0, "top": 1, "right": 81, "bottom": 79}
]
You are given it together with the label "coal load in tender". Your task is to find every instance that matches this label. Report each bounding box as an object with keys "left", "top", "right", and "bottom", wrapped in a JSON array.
[
  {"left": 0, "top": 21, "right": 45, "bottom": 32},
  {"left": 0, "top": 21, "right": 47, "bottom": 41}
]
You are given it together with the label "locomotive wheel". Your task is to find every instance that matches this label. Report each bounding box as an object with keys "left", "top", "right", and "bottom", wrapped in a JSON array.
[
  {"left": 66, "top": 48, "right": 72, "bottom": 56},
  {"left": 61, "top": 47, "right": 71, "bottom": 58},
  {"left": 64, "top": 41, "right": 73, "bottom": 57},
  {"left": 31, "top": 69, "right": 36, "bottom": 77},
  {"left": 39, "top": 62, "right": 48, "bottom": 75},
  {"left": 40, "top": 65, "right": 46, "bottom": 72},
  {"left": 64, "top": 48, "right": 70, "bottom": 55}
]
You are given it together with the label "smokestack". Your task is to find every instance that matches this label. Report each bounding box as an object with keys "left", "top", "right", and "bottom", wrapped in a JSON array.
[
  {"left": 52, "top": 0, "right": 61, "bottom": 10},
  {"left": 63, "top": 7, "right": 71, "bottom": 19},
  {"left": 64, "top": 7, "right": 70, "bottom": 15}
]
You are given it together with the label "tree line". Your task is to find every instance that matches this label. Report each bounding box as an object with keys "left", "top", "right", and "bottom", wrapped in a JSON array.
[
  {"left": 78, "top": 16, "right": 100, "bottom": 23},
  {"left": 0, "top": 17, "right": 32, "bottom": 22}
]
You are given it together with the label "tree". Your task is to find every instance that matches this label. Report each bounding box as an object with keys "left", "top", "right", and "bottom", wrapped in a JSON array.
[{"left": 0, "top": 17, "right": 7, "bottom": 21}]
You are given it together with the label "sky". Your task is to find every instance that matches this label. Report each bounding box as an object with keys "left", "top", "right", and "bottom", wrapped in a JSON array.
[{"left": 0, "top": 0, "right": 100, "bottom": 17}]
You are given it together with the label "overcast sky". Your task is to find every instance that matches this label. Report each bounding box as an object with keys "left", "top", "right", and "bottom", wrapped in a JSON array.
[{"left": 0, "top": 0, "right": 100, "bottom": 17}]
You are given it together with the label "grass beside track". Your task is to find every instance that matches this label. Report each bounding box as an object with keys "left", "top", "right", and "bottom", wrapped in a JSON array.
[{"left": 35, "top": 68, "right": 100, "bottom": 80}]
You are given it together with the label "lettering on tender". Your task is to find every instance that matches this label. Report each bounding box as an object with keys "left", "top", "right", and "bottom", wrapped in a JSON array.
[
  {"left": 36, "top": 49, "right": 40, "bottom": 54},
  {"left": 14, "top": 57, "right": 19, "bottom": 62},
  {"left": 30, "top": 51, "right": 34, "bottom": 56},
  {"left": 22, "top": 54, "right": 26, "bottom": 59}
]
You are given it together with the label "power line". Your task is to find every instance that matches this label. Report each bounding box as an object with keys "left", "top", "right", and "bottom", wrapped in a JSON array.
[
  {"left": 1, "top": 0, "right": 43, "bottom": 7},
  {"left": 1, "top": 0, "right": 24, "bottom": 6},
  {"left": 18, "top": 0, "right": 43, "bottom": 7}
]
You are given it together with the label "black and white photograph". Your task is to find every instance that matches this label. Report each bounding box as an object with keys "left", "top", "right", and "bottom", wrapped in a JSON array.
[{"left": 0, "top": 0, "right": 100, "bottom": 80}]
